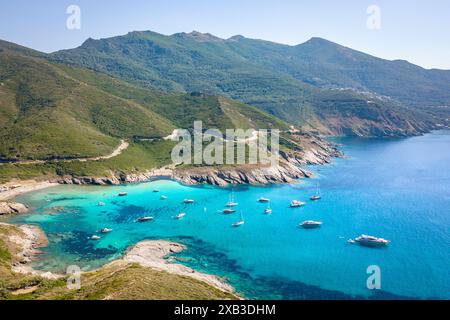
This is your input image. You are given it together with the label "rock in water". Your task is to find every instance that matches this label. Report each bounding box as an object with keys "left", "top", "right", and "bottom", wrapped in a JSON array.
[{"left": 0, "top": 202, "right": 29, "bottom": 215}]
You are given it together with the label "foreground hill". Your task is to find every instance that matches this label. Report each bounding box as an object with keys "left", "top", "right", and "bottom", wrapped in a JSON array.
[
  {"left": 0, "top": 224, "right": 237, "bottom": 300},
  {"left": 51, "top": 30, "right": 450, "bottom": 136},
  {"left": 0, "top": 39, "right": 287, "bottom": 162}
]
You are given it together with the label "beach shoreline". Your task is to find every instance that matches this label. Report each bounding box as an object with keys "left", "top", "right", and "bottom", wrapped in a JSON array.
[{"left": 0, "top": 180, "right": 59, "bottom": 202}]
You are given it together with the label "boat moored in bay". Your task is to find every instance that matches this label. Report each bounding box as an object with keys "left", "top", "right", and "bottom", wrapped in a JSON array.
[
  {"left": 290, "top": 200, "right": 305, "bottom": 207},
  {"left": 300, "top": 221, "right": 322, "bottom": 229},
  {"left": 137, "top": 216, "right": 154, "bottom": 222},
  {"left": 353, "top": 234, "right": 389, "bottom": 247}
]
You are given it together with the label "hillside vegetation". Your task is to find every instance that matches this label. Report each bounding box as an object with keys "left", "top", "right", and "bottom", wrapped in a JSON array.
[
  {"left": 0, "top": 40, "right": 288, "bottom": 163},
  {"left": 50, "top": 31, "right": 450, "bottom": 135}
]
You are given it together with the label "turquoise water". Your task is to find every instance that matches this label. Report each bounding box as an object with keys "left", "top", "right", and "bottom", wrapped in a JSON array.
[{"left": 4, "top": 131, "right": 450, "bottom": 299}]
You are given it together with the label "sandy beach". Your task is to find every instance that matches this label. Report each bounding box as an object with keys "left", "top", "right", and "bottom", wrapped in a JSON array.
[{"left": 0, "top": 180, "right": 58, "bottom": 201}]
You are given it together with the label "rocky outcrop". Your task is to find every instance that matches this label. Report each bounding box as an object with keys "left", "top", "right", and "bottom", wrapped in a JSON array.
[
  {"left": 174, "top": 162, "right": 312, "bottom": 187},
  {"left": 0, "top": 202, "right": 29, "bottom": 215},
  {"left": 57, "top": 134, "right": 342, "bottom": 187}
]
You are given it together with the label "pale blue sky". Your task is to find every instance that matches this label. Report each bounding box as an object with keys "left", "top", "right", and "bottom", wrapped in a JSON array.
[{"left": 0, "top": 0, "right": 449, "bottom": 69}]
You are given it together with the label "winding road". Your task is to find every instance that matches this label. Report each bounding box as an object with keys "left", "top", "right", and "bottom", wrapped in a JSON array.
[{"left": 0, "top": 140, "right": 129, "bottom": 166}]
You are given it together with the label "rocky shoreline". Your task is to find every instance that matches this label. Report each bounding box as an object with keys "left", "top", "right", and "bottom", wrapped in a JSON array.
[
  {"left": 0, "top": 222, "right": 61, "bottom": 279},
  {"left": 0, "top": 222, "right": 236, "bottom": 296},
  {"left": 123, "top": 240, "right": 235, "bottom": 295},
  {"left": 56, "top": 134, "right": 342, "bottom": 187}
]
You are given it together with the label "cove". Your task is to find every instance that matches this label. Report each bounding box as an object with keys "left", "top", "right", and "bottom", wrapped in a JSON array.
[{"left": 3, "top": 131, "right": 450, "bottom": 300}]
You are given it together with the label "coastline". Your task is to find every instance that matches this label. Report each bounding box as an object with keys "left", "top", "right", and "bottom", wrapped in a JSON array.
[
  {"left": 0, "top": 222, "right": 61, "bottom": 280},
  {"left": 0, "top": 180, "right": 59, "bottom": 201},
  {"left": 122, "top": 240, "right": 236, "bottom": 295},
  {"left": 0, "top": 222, "right": 237, "bottom": 297}
]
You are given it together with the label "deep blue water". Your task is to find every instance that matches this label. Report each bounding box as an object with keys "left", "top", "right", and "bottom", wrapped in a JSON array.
[{"left": 4, "top": 131, "right": 450, "bottom": 299}]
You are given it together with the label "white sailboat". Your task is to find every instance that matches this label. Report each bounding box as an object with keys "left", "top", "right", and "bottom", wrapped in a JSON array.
[
  {"left": 310, "top": 183, "right": 321, "bottom": 201},
  {"left": 175, "top": 213, "right": 186, "bottom": 220},
  {"left": 232, "top": 211, "right": 245, "bottom": 227},
  {"left": 264, "top": 202, "right": 272, "bottom": 214},
  {"left": 226, "top": 189, "right": 238, "bottom": 207}
]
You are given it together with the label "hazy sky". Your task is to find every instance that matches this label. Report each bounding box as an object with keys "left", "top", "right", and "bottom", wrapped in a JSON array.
[{"left": 0, "top": 0, "right": 449, "bottom": 69}]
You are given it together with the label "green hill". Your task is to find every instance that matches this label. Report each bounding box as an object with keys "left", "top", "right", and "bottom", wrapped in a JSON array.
[
  {"left": 0, "top": 40, "right": 296, "bottom": 182},
  {"left": 0, "top": 40, "right": 287, "bottom": 162},
  {"left": 50, "top": 30, "right": 450, "bottom": 136}
]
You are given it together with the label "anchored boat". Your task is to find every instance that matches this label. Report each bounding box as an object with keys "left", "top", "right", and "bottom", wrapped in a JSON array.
[
  {"left": 232, "top": 211, "right": 245, "bottom": 227},
  {"left": 137, "top": 216, "right": 154, "bottom": 222},
  {"left": 175, "top": 213, "right": 186, "bottom": 220},
  {"left": 300, "top": 221, "right": 322, "bottom": 229},
  {"left": 290, "top": 200, "right": 305, "bottom": 207},
  {"left": 310, "top": 183, "right": 322, "bottom": 201},
  {"left": 353, "top": 234, "right": 389, "bottom": 247},
  {"left": 226, "top": 189, "right": 238, "bottom": 207},
  {"left": 223, "top": 208, "right": 236, "bottom": 214}
]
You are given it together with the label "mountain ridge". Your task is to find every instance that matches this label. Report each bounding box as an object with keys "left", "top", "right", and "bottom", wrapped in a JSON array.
[{"left": 49, "top": 30, "right": 450, "bottom": 136}]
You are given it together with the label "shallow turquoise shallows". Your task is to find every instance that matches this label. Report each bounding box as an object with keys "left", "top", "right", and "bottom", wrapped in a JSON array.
[{"left": 5, "top": 131, "right": 450, "bottom": 299}]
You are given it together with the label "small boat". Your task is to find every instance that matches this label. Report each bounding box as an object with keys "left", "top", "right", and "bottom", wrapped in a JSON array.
[
  {"left": 300, "top": 221, "right": 322, "bottom": 229},
  {"left": 137, "top": 216, "right": 154, "bottom": 222},
  {"left": 97, "top": 202, "right": 106, "bottom": 206},
  {"left": 264, "top": 203, "right": 272, "bottom": 214},
  {"left": 226, "top": 189, "right": 238, "bottom": 207},
  {"left": 153, "top": 189, "right": 160, "bottom": 193},
  {"left": 310, "top": 183, "right": 321, "bottom": 201},
  {"left": 90, "top": 235, "right": 101, "bottom": 240},
  {"left": 290, "top": 200, "right": 306, "bottom": 207},
  {"left": 232, "top": 211, "right": 245, "bottom": 227},
  {"left": 183, "top": 199, "right": 195, "bottom": 204},
  {"left": 118, "top": 192, "right": 128, "bottom": 197},
  {"left": 223, "top": 208, "right": 236, "bottom": 214},
  {"left": 175, "top": 213, "right": 186, "bottom": 220},
  {"left": 258, "top": 197, "right": 270, "bottom": 203},
  {"left": 160, "top": 196, "right": 168, "bottom": 200},
  {"left": 354, "top": 234, "right": 389, "bottom": 247},
  {"left": 100, "top": 228, "right": 113, "bottom": 233}
]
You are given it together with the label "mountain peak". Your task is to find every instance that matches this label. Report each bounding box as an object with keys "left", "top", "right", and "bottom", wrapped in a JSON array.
[
  {"left": 228, "top": 35, "right": 245, "bottom": 42},
  {"left": 303, "top": 37, "right": 336, "bottom": 46},
  {"left": 175, "top": 31, "right": 224, "bottom": 42}
]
